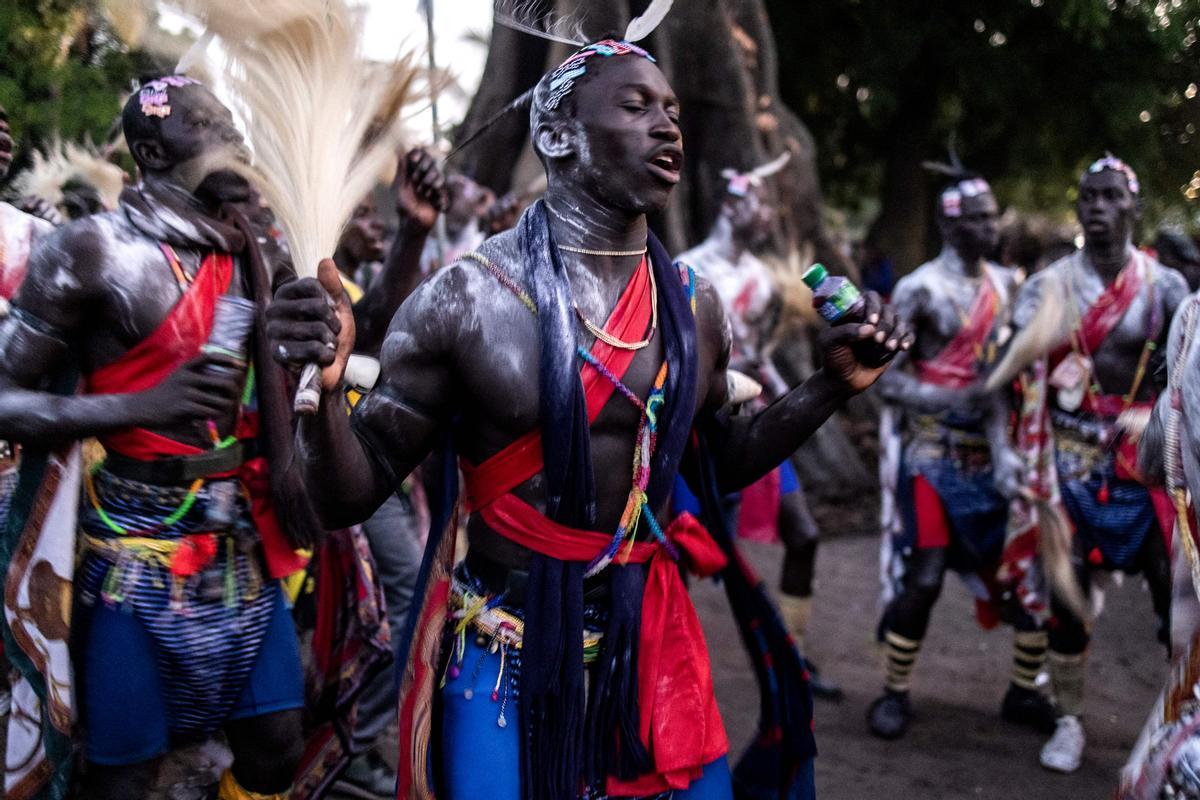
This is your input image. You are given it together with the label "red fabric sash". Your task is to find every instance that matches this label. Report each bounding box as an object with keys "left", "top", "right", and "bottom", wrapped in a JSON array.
[
  {"left": 478, "top": 493, "right": 729, "bottom": 795},
  {"left": 460, "top": 256, "right": 654, "bottom": 511},
  {"left": 1052, "top": 255, "right": 1143, "bottom": 366},
  {"left": 82, "top": 250, "right": 305, "bottom": 578},
  {"left": 914, "top": 274, "right": 998, "bottom": 389}
]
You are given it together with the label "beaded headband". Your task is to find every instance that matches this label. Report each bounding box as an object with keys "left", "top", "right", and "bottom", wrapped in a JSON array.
[
  {"left": 544, "top": 39, "right": 656, "bottom": 111},
  {"left": 139, "top": 75, "right": 201, "bottom": 119},
  {"left": 940, "top": 177, "right": 992, "bottom": 218},
  {"left": 1085, "top": 155, "right": 1140, "bottom": 195}
]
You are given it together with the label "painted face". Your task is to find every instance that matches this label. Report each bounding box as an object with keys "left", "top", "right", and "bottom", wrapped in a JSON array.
[
  {"left": 727, "top": 183, "right": 775, "bottom": 249},
  {"left": 1077, "top": 168, "right": 1138, "bottom": 247},
  {"left": 941, "top": 191, "right": 999, "bottom": 262},
  {"left": 567, "top": 56, "right": 683, "bottom": 215},
  {"left": 0, "top": 105, "right": 13, "bottom": 181},
  {"left": 339, "top": 195, "right": 386, "bottom": 264}
]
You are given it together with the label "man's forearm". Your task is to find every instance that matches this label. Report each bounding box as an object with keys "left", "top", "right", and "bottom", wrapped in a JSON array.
[
  {"left": 0, "top": 389, "right": 143, "bottom": 443},
  {"left": 296, "top": 387, "right": 388, "bottom": 527},
  {"left": 354, "top": 221, "right": 430, "bottom": 355},
  {"left": 712, "top": 368, "right": 852, "bottom": 492},
  {"left": 877, "top": 366, "right": 959, "bottom": 415}
]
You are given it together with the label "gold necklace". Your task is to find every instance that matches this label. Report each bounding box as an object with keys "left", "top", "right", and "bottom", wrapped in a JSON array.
[
  {"left": 573, "top": 261, "right": 658, "bottom": 351},
  {"left": 559, "top": 244, "right": 648, "bottom": 257}
]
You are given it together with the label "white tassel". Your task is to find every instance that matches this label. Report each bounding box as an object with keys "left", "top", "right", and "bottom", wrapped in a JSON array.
[
  {"left": 170, "top": 0, "right": 417, "bottom": 412},
  {"left": 624, "top": 0, "right": 673, "bottom": 42}
]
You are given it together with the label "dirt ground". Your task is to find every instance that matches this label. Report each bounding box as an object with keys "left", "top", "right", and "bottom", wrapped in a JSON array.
[{"left": 693, "top": 533, "right": 1166, "bottom": 800}]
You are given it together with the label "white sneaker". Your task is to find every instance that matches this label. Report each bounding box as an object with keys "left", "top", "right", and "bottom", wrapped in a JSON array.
[{"left": 1040, "top": 715, "right": 1085, "bottom": 773}]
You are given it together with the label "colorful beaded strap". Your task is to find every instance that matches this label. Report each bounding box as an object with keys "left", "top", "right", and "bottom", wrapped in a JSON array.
[{"left": 462, "top": 251, "right": 695, "bottom": 573}]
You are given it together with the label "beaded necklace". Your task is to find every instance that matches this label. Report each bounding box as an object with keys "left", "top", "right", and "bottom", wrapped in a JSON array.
[{"left": 463, "top": 251, "right": 680, "bottom": 571}]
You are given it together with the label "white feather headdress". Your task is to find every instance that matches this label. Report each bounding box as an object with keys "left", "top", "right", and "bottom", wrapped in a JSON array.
[{"left": 11, "top": 139, "right": 127, "bottom": 212}]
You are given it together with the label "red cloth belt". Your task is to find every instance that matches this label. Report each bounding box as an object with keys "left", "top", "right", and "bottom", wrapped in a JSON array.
[
  {"left": 461, "top": 256, "right": 653, "bottom": 511},
  {"left": 914, "top": 274, "right": 998, "bottom": 389},
  {"left": 479, "top": 493, "right": 729, "bottom": 795},
  {"left": 83, "top": 250, "right": 305, "bottom": 578}
]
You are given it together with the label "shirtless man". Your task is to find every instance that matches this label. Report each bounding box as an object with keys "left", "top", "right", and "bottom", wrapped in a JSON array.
[
  {"left": 0, "top": 77, "right": 308, "bottom": 799},
  {"left": 870, "top": 171, "right": 1055, "bottom": 739},
  {"left": 0, "top": 103, "right": 55, "bottom": 525},
  {"left": 1006, "top": 156, "right": 1188, "bottom": 772},
  {"left": 267, "top": 37, "right": 912, "bottom": 800}
]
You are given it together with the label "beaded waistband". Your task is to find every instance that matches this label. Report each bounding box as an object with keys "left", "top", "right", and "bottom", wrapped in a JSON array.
[{"left": 447, "top": 571, "right": 604, "bottom": 661}]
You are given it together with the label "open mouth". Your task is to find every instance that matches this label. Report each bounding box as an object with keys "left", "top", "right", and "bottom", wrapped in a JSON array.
[{"left": 647, "top": 147, "right": 683, "bottom": 184}]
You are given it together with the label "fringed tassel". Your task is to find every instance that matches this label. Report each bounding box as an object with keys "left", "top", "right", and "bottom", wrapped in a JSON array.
[{"left": 584, "top": 564, "right": 651, "bottom": 787}]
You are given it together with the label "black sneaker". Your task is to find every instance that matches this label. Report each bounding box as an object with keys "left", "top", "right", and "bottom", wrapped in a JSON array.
[
  {"left": 332, "top": 751, "right": 397, "bottom": 800},
  {"left": 805, "top": 660, "right": 844, "bottom": 702},
  {"left": 867, "top": 690, "right": 912, "bottom": 740},
  {"left": 1001, "top": 683, "right": 1057, "bottom": 734}
]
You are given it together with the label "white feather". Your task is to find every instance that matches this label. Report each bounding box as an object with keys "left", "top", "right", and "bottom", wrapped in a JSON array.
[
  {"left": 751, "top": 150, "right": 791, "bottom": 180},
  {"left": 10, "top": 139, "right": 127, "bottom": 212},
  {"left": 175, "top": 29, "right": 213, "bottom": 76},
  {"left": 170, "top": 0, "right": 417, "bottom": 282},
  {"left": 624, "top": 0, "right": 673, "bottom": 43},
  {"left": 493, "top": 0, "right": 586, "bottom": 46}
]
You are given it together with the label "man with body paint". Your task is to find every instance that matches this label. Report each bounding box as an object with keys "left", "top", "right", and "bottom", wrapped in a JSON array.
[
  {"left": 1002, "top": 156, "right": 1188, "bottom": 773},
  {"left": 267, "top": 36, "right": 913, "bottom": 800},
  {"left": 329, "top": 149, "right": 449, "bottom": 800},
  {"left": 869, "top": 170, "right": 1056, "bottom": 740},
  {"left": 676, "top": 165, "right": 841, "bottom": 700},
  {"left": 0, "top": 77, "right": 316, "bottom": 800},
  {"left": 0, "top": 104, "right": 56, "bottom": 530}
]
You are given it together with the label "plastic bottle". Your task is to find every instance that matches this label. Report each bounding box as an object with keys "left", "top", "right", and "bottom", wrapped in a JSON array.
[{"left": 802, "top": 263, "right": 864, "bottom": 323}]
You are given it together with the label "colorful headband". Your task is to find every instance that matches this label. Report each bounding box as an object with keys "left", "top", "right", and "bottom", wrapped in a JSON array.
[
  {"left": 721, "top": 152, "right": 791, "bottom": 198},
  {"left": 940, "top": 177, "right": 992, "bottom": 217},
  {"left": 544, "top": 39, "right": 656, "bottom": 110},
  {"left": 139, "top": 75, "right": 200, "bottom": 119},
  {"left": 1086, "top": 155, "right": 1140, "bottom": 195}
]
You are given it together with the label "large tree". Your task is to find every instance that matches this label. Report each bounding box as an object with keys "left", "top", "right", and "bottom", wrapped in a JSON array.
[{"left": 766, "top": 0, "right": 1200, "bottom": 272}]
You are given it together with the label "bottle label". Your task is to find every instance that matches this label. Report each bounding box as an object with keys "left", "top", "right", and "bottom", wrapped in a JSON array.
[{"left": 817, "top": 282, "right": 862, "bottom": 322}]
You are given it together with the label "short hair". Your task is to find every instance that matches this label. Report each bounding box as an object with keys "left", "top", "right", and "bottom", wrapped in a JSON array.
[{"left": 121, "top": 75, "right": 203, "bottom": 164}]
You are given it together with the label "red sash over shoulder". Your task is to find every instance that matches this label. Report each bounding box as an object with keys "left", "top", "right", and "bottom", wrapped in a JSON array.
[
  {"left": 83, "top": 249, "right": 304, "bottom": 577},
  {"left": 914, "top": 272, "right": 998, "bottom": 389},
  {"left": 459, "top": 256, "right": 729, "bottom": 794},
  {"left": 1052, "top": 254, "right": 1144, "bottom": 368},
  {"left": 460, "top": 256, "right": 653, "bottom": 510}
]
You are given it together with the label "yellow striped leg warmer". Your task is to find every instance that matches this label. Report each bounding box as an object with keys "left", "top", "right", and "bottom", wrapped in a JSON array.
[
  {"left": 1048, "top": 650, "right": 1086, "bottom": 717},
  {"left": 884, "top": 631, "right": 921, "bottom": 693},
  {"left": 1011, "top": 630, "right": 1048, "bottom": 691}
]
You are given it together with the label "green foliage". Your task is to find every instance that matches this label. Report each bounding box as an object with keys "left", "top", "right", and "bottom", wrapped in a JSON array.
[
  {"left": 0, "top": 0, "right": 158, "bottom": 182},
  {"left": 767, "top": 0, "right": 1200, "bottom": 231}
]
